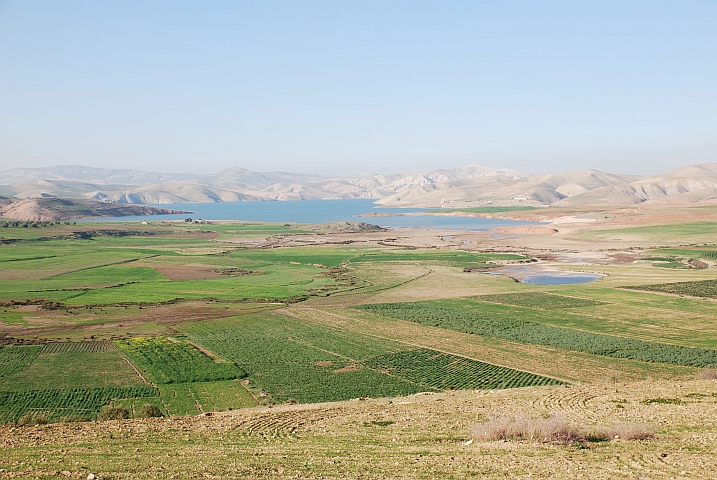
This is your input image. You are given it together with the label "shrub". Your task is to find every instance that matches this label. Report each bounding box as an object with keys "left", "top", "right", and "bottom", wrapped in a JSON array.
[
  {"left": 472, "top": 415, "right": 583, "bottom": 444},
  {"left": 17, "top": 411, "right": 49, "bottom": 426},
  {"left": 60, "top": 415, "right": 91, "bottom": 423},
  {"left": 608, "top": 423, "right": 655, "bottom": 440},
  {"left": 472, "top": 415, "right": 655, "bottom": 444},
  {"left": 697, "top": 367, "right": 717, "bottom": 380},
  {"left": 97, "top": 405, "right": 129, "bottom": 421},
  {"left": 136, "top": 403, "right": 164, "bottom": 418}
]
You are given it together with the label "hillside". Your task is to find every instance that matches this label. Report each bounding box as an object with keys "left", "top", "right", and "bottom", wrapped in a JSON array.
[
  {"left": 0, "top": 197, "right": 190, "bottom": 221},
  {"left": 3, "top": 378, "right": 715, "bottom": 479},
  {"left": 3, "top": 163, "right": 717, "bottom": 207},
  {"left": 0, "top": 164, "right": 531, "bottom": 204}
]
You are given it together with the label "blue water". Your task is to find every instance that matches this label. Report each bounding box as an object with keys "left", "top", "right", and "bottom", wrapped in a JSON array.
[
  {"left": 95, "top": 199, "right": 539, "bottom": 231},
  {"left": 521, "top": 273, "right": 603, "bottom": 285}
]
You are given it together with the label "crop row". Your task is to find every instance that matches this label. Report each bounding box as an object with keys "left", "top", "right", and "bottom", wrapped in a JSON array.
[
  {"left": 181, "top": 313, "right": 560, "bottom": 404},
  {"left": 471, "top": 292, "right": 606, "bottom": 310},
  {"left": 0, "top": 386, "right": 158, "bottom": 424},
  {"left": 115, "top": 337, "right": 246, "bottom": 385},
  {"left": 363, "top": 348, "right": 562, "bottom": 390},
  {"left": 181, "top": 316, "right": 420, "bottom": 403},
  {"left": 0, "top": 345, "right": 42, "bottom": 378},
  {"left": 358, "top": 303, "right": 717, "bottom": 367},
  {"left": 623, "top": 279, "right": 717, "bottom": 298},
  {"left": 39, "top": 341, "right": 114, "bottom": 354}
]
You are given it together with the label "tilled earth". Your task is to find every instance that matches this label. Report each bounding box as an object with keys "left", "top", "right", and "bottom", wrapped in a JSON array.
[{"left": 1, "top": 379, "right": 716, "bottom": 479}]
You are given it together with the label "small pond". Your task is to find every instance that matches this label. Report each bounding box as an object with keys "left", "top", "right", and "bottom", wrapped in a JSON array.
[{"left": 484, "top": 265, "right": 604, "bottom": 285}]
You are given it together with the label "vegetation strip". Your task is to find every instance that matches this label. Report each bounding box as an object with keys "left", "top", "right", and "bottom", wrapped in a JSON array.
[
  {"left": 0, "top": 386, "right": 158, "bottom": 423},
  {"left": 363, "top": 348, "right": 562, "bottom": 390},
  {"left": 622, "top": 279, "right": 717, "bottom": 298},
  {"left": 179, "top": 313, "right": 560, "bottom": 405},
  {"left": 0, "top": 345, "right": 43, "bottom": 377},
  {"left": 114, "top": 337, "right": 246, "bottom": 384},
  {"left": 470, "top": 292, "right": 607, "bottom": 310},
  {"left": 357, "top": 303, "right": 717, "bottom": 367}
]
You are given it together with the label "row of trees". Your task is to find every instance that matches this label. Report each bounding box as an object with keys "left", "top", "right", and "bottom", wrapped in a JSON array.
[{"left": 0, "top": 220, "right": 76, "bottom": 228}]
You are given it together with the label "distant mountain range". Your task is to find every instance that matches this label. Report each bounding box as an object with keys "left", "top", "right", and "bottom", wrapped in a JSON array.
[{"left": 1, "top": 163, "right": 717, "bottom": 207}]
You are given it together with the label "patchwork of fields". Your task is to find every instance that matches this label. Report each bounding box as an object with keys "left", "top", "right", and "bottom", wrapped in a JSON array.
[{"left": 2, "top": 219, "right": 717, "bottom": 425}]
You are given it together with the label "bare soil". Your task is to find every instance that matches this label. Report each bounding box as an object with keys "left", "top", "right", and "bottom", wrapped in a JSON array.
[
  {"left": 150, "top": 264, "right": 224, "bottom": 280},
  {"left": 0, "top": 302, "right": 270, "bottom": 338},
  {"left": 2, "top": 378, "right": 715, "bottom": 479}
]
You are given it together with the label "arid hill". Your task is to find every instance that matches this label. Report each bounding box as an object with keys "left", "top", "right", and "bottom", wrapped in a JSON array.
[
  {"left": 0, "top": 197, "right": 190, "bottom": 221},
  {"left": 3, "top": 163, "right": 717, "bottom": 207},
  {"left": 378, "top": 164, "right": 717, "bottom": 207},
  {"left": 0, "top": 164, "right": 529, "bottom": 204}
]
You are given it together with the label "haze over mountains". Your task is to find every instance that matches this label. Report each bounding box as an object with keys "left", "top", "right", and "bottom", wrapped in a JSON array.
[{"left": 1, "top": 163, "right": 717, "bottom": 207}]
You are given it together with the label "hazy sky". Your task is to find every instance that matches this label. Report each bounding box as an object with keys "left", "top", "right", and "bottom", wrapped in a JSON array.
[{"left": 1, "top": 1, "right": 715, "bottom": 176}]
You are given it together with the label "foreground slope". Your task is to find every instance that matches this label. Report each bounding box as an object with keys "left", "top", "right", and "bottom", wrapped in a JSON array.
[{"left": 1, "top": 378, "right": 715, "bottom": 479}]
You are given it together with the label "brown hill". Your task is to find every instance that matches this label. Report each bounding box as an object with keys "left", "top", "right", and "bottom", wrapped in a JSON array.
[
  {"left": 0, "top": 197, "right": 190, "bottom": 222},
  {"left": 4, "top": 163, "right": 717, "bottom": 207},
  {"left": 379, "top": 164, "right": 717, "bottom": 207}
]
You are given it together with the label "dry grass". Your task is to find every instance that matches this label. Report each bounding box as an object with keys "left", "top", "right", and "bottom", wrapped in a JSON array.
[
  {"left": 150, "top": 264, "right": 223, "bottom": 280},
  {"left": 697, "top": 367, "right": 717, "bottom": 380},
  {"left": 16, "top": 412, "right": 49, "bottom": 426},
  {"left": 472, "top": 414, "right": 584, "bottom": 444},
  {"left": 1, "top": 379, "right": 714, "bottom": 479},
  {"left": 601, "top": 423, "right": 656, "bottom": 441},
  {"left": 472, "top": 415, "right": 655, "bottom": 444},
  {"left": 97, "top": 405, "right": 129, "bottom": 421}
]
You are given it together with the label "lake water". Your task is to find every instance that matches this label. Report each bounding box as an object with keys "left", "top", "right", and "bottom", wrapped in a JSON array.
[{"left": 98, "top": 199, "right": 539, "bottom": 231}]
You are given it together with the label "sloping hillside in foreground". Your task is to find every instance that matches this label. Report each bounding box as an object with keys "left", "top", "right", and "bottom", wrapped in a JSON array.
[{"left": 1, "top": 378, "right": 715, "bottom": 479}]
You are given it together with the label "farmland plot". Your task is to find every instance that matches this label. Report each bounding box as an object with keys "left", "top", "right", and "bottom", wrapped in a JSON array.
[
  {"left": 1, "top": 342, "right": 145, "bottom": 392},
  {"left": 0, "top": 386, "right": 158, "bottom": 423},
  {"left": 0, "top": 345, "right": 42, "bottom": 377},
  {"left": 115, "top": 337, "right": 246, "bottom": 384},
  {"left": 623, "top": 279, "right": 717, "bottom": 298},
  {"left": 181, "top": 313, "right": 559, "bottom": 404},
  {"left": 363, "top": 348, "right": 562, "bottom": 390},
  {"left": 155, "top": 380, "right": 258, "bottom": 415},
  {"left": 471, "top": 292, "right": 607, "bottom": 310},
  {"left": 358, "top": 302, "right": 717, "bottom": 367}
]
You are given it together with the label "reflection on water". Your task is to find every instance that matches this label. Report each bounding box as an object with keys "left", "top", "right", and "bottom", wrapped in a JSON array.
[{"left": 482, "top": 265, "right": 604, "bottom": 284}]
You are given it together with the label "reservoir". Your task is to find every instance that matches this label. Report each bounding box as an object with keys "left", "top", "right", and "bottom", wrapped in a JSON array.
[{"left": 96, "top": 199, "right": 539, "bottom": 231}]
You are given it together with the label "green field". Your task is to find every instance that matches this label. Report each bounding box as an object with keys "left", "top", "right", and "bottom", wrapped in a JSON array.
[
  {"left": 115, "top": 337, "right": 246, "bottom": 384},
  {"left": 180, "top": 312, "right": 560, "bottom": 403},
  {"left": 358, "top": 301, "right": 717, "bottom": 367},
  {"left": 0, "top": 385, "right": 159, "bottom": 424},
  {"left": 471, "top": 292, "right": 607, "bottom": 309},
  {"left": 0, "top": 223, "right": 524, "bottom": 306},
  {"left": 622, "top": 279, "right": 717, "bottom": 298},
  {"left": 2, "top": 219, "right": 717, "bottom": 426}
]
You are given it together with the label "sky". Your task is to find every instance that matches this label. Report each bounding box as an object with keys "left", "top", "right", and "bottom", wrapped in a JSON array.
[{"left": 0, "top": 0, "right": 716, "bottom": 176}]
